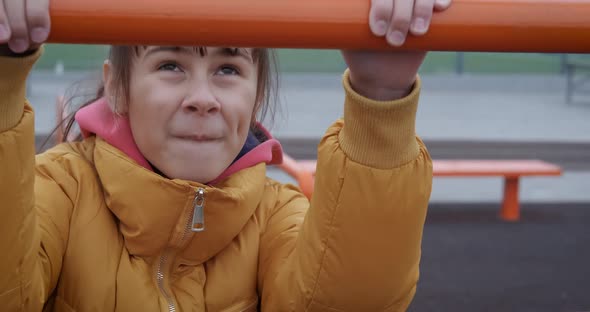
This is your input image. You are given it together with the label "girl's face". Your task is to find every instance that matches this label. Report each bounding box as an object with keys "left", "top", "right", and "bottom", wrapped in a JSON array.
[{"left": 106, "top": 46, "right": 259, "bottom": 183}]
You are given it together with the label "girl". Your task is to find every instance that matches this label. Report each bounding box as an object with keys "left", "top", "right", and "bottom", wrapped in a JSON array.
[{"left": 0, "top": 0, "right": 450, "bottom": 310}]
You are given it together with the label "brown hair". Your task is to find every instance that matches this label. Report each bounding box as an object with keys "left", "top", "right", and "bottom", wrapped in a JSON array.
[{"left": 53, "top": 46, "right": 280, "bottom": 144}]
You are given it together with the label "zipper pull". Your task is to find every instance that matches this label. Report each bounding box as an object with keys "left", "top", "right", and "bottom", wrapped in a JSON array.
[{"left": 191, "top": 188, "right": 206, "bottom": 232}]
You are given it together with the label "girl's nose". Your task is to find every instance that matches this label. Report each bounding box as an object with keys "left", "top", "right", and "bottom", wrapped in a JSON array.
[{"left": 181, "top": 83, "right": 221, "bottom": 116}]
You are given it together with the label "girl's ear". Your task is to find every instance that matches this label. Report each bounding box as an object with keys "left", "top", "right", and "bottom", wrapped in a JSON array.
[{"left": 102, "top": 60, "right": 111, "bottom": 86}]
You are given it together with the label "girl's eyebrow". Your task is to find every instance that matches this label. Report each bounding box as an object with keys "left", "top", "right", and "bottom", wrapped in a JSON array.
[{"left": 143, "top": 46, "right": 253, "bottom": 63}]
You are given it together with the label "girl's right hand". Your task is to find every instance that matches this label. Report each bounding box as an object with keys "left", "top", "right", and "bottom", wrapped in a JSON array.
[{"left": 0, "top": 0, "right": 51, "bottom": 55}]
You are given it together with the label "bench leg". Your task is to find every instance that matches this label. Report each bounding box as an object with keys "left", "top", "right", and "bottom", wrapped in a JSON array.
[{"left": 501, "top": 177, "right": 520, "bottom": 222}]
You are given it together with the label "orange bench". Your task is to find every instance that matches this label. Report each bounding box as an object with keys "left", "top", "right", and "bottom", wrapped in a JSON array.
[{"left": 278, "top": 155, "right": 562, "bottom": 222}]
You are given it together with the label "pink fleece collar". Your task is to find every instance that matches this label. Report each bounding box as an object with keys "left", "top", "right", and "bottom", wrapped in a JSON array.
[{"left": 74, "top": 97, "right": 283, "bottom": 185}]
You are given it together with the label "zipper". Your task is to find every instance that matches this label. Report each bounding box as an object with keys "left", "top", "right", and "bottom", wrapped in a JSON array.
[
  {"left": 156, "top": 252, "right": 176, "bottom": 312},
  {"left": 191, "top": 188, "right": 206, "bottom": 232},
  {"left": 155, "top": 187, "right": 206, "bottom": 312}
]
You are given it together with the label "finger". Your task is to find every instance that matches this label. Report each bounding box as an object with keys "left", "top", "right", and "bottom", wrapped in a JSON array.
[
  {"left": 0, "top": 0, "right": 12, "bottom": 42},
  {"left": 434, "top": 0, "right": 452, "bottom": 11},
  {"left": 410, "top": 0, "right": 435, "bottom": 36},
  {"left": 26, "top": 0, "right": 50, "bottom": 43},
  {"left": 370, "top": 0, "right": 393, "bottom": 37},
  {"left": 387, "top": 0, "right": 414, "bottom": 46},
  {"left": 5, "top": 0, "right": 29, "bottom": 53}
]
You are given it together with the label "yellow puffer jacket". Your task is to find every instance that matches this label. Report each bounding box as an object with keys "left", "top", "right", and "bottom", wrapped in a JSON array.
[{"left": 0, "top": 49, "right": 432, "bottom": 312}]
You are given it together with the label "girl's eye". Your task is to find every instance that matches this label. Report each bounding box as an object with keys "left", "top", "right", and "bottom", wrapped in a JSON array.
[
  {"left": 217, "top": 65, "right": 240, "bottom": 76},
  {"left": 158, "top": 62, "right": 182, "bottom": 72}
]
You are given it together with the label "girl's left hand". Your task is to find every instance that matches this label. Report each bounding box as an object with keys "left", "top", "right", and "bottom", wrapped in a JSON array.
[{"left": 341, "top": 0, "right": 452, "bottom": 101}]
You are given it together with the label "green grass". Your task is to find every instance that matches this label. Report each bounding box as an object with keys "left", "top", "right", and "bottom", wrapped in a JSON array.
[
  {"left": 463, "top": 52, "right": 561, "bottom": 74},
  {"left": 34, "top": 44, "right": 589, "bottom": 74},
  {"left": 276, "top": 49, "right": 347, "bottom": 72},
  {"left": 35, "top": 44, "right": 109, "bottom": 70}
]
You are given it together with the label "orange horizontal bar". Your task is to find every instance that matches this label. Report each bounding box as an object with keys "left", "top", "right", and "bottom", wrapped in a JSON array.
[{"left": 48, "top": 0, "right": 590, "bottom": 53}]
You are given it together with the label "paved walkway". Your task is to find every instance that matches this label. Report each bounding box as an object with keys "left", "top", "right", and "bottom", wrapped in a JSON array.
[{"left": 270, "top": 73, "right": 590, "bottom": 142}]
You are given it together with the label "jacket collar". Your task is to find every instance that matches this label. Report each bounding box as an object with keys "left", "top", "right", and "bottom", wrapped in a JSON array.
[{"left": 93, "top": 137, "right": 267, "bottom": 264}]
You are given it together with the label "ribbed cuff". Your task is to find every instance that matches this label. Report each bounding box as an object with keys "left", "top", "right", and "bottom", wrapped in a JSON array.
[
  {"left": 338, "top": 69, "right": 421, "bottom": 169},
  {"left": 0, "top": 47, "right": 43, "bottom": 131}
]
